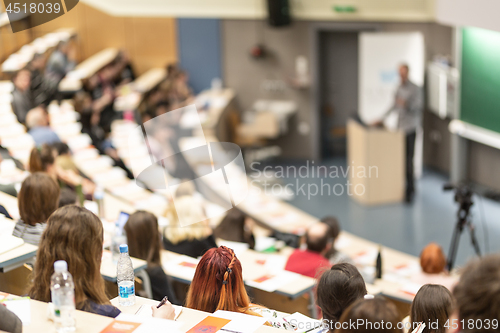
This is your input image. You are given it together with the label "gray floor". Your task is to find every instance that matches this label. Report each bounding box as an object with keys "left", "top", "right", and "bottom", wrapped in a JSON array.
[{"left": 262, "top": 158, "right": 500, "bottom": 268}]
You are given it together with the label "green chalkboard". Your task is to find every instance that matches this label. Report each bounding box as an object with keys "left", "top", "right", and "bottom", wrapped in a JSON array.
[{"left": 461, "top": 27, "right": 500, "bottom": 134}]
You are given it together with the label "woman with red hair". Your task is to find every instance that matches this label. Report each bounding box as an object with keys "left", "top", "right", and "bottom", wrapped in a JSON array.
[
  {"left": 186, "top": 246, "right": 293, "bottom": 329},
  {"left": 409, "top": 242, "right": 457, "bottom": 292},
  {"left": 186, "top": 246, "right": 256, "bottom": 314}
]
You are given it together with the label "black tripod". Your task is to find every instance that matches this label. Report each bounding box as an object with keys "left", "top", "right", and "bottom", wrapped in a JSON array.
[{"left": 445, "top": 185, "right": 481, "bottom": 271}]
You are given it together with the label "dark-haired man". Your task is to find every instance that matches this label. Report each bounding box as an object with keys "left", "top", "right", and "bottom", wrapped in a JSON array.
[{"left": 285, "top": 222, "right": 331, "bottom": 278}]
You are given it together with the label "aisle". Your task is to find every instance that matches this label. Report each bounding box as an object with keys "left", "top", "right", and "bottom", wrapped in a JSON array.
[{"left": 252, "top": 158, "right": 500, "bottom": 267}]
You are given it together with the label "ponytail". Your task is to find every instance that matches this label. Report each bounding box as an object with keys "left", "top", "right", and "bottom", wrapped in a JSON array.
[{"left": 29, "top": 144, "right": 54, "bottom": 172}]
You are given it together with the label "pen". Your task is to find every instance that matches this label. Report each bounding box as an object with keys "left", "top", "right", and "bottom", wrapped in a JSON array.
[{"left": 156, "top": 296, "right": 168, "bottom": 308}]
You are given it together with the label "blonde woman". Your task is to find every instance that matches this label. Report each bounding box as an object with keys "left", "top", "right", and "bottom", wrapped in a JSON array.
[{"left": 163, "top": 196, "right": 216, "bottom": 258}]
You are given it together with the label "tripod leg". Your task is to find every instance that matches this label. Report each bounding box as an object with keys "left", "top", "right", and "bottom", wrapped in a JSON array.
[
  {"left": 468, "top": 222, "right": 482, "bottom": 257},
  {"left": 447, "top": 221, "right": 463, "bottom": 271}
]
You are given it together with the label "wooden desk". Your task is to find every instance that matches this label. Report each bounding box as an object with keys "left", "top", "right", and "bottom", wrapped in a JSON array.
[
  {"left": 59, "top": 48, "right": 119, "bottom": 91},
  {"left": 0, "top": 243, "right": 37, "bottom": 273},
  {"left": 131, "top": 68, "right": 167, "bottom": 93},
  {"left": 15, "top": 297, "right": 113, "bottom": 333}
]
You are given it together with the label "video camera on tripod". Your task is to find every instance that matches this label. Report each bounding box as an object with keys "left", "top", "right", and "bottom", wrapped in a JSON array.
[{"left": 443, "top": 183, "right": 481, "bottom": 271}]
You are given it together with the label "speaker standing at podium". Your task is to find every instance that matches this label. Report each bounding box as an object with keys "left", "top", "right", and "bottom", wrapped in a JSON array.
[{"left": 384, "top": 64, "right": 423, "bottom": 203}]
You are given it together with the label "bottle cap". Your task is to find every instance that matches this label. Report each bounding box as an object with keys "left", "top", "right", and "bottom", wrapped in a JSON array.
[
  {"left": 119, "top": 244, "right": 128, "bottom": 253},
  {"left": 54, "top": 260, "right": 68, "bottom": 273}
]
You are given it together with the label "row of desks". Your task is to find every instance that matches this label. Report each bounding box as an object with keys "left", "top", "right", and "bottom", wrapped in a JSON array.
[{"left": 5, "top": 295, "right": 283, "bottom": 333}]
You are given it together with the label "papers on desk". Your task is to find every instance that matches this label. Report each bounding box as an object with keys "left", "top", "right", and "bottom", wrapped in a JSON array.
[
  {"left": 284, "top": 312, "right": 322, "bottom": 333},
  {"left": 245, "top": 270, "right": 300, "bottom": 293},
  {"left": 105, "top": 314, "right": 182, "bottom": 333},
  {"left": 187, "top": 316, "right": 230, "bottom": 333},
  {"left": 213, "top": 310, "right": 267, "bottom": 333},
  {"left": 1, "top": 297, "right": 31, "bottom": 325},
  {"left": 135, "top": 304, "right": 183, "bottom": 321},
  {"left": 217, "top": 240, "right": 249, "bottom": 256},
  {"left": 0, "top": 217, "right": 24, "bottom": 255},
  {"left": 163, "top": 255, "right": 199, "bottom": 281},
  {"left": 352, "top": 248, "right": 378, "bottom": 266}
]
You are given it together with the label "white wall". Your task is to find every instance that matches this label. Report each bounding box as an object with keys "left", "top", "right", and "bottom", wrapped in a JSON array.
[
  {"left": 437, "top": 0, "right": 500, "bottom": 32},
  {"left": 82, "top": 0, "right": 435, "bottom": 21}
]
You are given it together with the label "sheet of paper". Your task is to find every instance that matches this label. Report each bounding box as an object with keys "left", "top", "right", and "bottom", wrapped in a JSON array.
[
  {"left": 284, "top": 312, "right": 323, "bottom": 333},
  {"left": 100, "top": 320, "right": 141, "bottom": 333},
  {"left": 400, "top": 282, "right": 422, "bottom": 297},
  {"left": 213, "top": 310, "right": 267, "bottom": 333},
  {"left": 1, "top": 297, "right": 31, "bottom": 325},
  {"left": 135, "top": 304, "right": 183, "bottom": 320},
  {"left": 245, "top": 270, "right": 300, "bottom": 292},
  {"left": 186, "top": 316, "right": 231, "bottom": 333},
  {"left": 216, "top": 240, "right": 249, "bottom": 256},
  {"left": 114, "top": 314, "right": 183, "bottom": 333},
  {"left": 163, "top": 255, "right": 199, "bottom": 281}
]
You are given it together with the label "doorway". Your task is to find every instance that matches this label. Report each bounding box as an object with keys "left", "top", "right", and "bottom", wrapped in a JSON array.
[{"left": 319, "top": 31, "right": 359, "bottom": 159}]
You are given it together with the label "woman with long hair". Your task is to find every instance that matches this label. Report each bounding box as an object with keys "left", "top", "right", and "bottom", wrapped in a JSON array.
[
  {"left": 163, "top": 196, "right": 216, "bottom": 258},
  {"left": 409, "top": 284, "right": 455, "bottom": 333},
  {"left": 12, "top": 172, "right": 60, "bottom": 245},
  {"left": 336, "top": 297, "right": 403, "bottom": 333},
  {"left": 29, "top": 206, "right": 119, "bottom": 317},
  {"left": 124, "top": 210, "right": 179, "bottom": 303},
  {"left": 186, "top": 246, "right": 255, "bottom": 314},
  {"left": 185, "top": 246, "right": 292, "bottom": 329},
  {"left": 29, "top": 144, "right": 95, "bottom": 201},
  {"left": 29, "top": 206, "right": 176, "bottom": 319},
  {"left": 316, "top": 263, "right": 368, "bottom": 327}
]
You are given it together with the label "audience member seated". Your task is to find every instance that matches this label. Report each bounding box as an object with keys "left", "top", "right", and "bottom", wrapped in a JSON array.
[
  {"left": 449, "top": 254, "right": 500, "bottom": 333},
  {"left": 29, "top": 144, "right": 94, "bottom": 200},
  {"left": 0, "top": 305, "right": 22, "bottom": 333},
  {"left": 410, "top": 242, "right": 456, "bottom": 291},
  {"left": 29, "top": 205, "right": 176, "bottom": 320},
  {"left": 29, "top": 206, "right": 120, "bottom": 317},
  {"left": 12, "top": 172, "right": 60, "bottom": 245},
  {"left": 45, "top": 41, "right": 76, "bottom": 82},
  {"left": 407, "top": 284, "right": 454, "bottom": 333},
  {"left": 58, "top": 187, "right": 78, "bottom": 208},
  {"left": 169, "top": 70, "right": 194, "bottom": 106},
  {"left": 26, "top": 107, "right": 61, "bottom": 146},
  {"left": 285, "top": 222, "right": 331, "bottom": 278},
  {"left": 124, "top": 210, "right": 179, "bottom": 304},
  {"left": 317, "top": 263, "right": 368, "bottom": 327},
  {"left": 321, "top": 216, "right": 352, "bottom": 264},
  {"left": 163, "top": 196, "right": 217, "bottom": 258},
  {"left": 28, "top": 53, "right": 58, "bottom": 106},
  {"left": 214, "top": 208, "right": 256, "bottom": 249},
  {"left": 336, "top": 297, "right": 402, "bottom": 333},
  {"left": 11, "top": 68, "right": 35, "bottom": 125},
  {"left": 186, "top": 246, "right": 291, "bottom": 329}
]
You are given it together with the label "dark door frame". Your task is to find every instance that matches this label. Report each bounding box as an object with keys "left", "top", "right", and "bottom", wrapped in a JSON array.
[{"left": 309, "top": 22, "right": 382, "bottom": 161}]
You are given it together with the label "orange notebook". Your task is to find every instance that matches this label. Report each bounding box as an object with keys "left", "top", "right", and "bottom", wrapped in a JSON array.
[
  {"left": 100, "top": 320, "right": 142, "bottom": 333},
  {"left": 186, "top": 316, "right": 231, "bottom": 333}
]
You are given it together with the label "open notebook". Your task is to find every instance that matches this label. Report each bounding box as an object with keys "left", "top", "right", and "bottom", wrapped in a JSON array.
[{"left": 0, "top": 217, "right": 24, "bottom": 255}]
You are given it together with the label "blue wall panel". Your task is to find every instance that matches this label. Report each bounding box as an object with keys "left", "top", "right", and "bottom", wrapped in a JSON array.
[{"left": 177, "top": 18, "right": 222, "bottom": 94}]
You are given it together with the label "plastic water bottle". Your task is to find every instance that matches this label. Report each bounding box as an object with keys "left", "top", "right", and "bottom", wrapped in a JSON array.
[
  {"left": 117, "top": 244, "right": 135, "bottom": 306},
  {"left": 94, "top": 186, "right": 105, "bottom": 219},
  {"left": 50, "top": 260, "right": 76, "bottom": 332}
]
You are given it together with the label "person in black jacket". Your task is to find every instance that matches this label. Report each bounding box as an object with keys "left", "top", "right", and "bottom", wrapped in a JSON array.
[
  {"left": 124, "top": 210, "right": 179, "bottom": 304},
  {"left": 163, "top": 196, "right": 217, "bottom": 259}
]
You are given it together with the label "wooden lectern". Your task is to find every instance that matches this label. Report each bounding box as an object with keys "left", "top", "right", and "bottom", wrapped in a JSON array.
[{"left": 347, "top": 119, "right": 405, "bottom": 205}]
